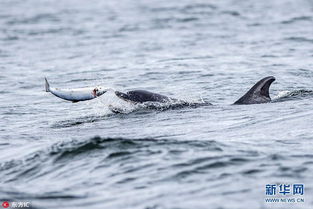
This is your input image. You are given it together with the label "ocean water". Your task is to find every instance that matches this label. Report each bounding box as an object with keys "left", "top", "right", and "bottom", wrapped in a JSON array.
[{"left": 0, "top": 0, "right": 313, "bottom": 208}]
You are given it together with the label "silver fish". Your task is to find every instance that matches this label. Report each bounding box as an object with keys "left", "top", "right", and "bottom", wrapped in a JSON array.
[{"left": 45, "top": 78, "right": 109, "bottom": 102}]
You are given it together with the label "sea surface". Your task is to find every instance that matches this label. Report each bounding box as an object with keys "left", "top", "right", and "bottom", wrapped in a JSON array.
[{"left": 0, "top": 0, "right": 313, "bottom": 208}]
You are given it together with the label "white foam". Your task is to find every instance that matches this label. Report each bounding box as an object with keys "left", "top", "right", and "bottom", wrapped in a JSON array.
[{"left": 273, "top": 91, "right": 291, "bottom": 100}]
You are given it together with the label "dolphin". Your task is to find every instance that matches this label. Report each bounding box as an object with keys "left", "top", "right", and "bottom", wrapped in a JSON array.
[
  {"left": 114, "top": 90, "right": 176, "bottom": 103},
  {"left": 110, "top": 90, "right": 211, "bottom": 113},
  {"left": 113, "top": 76, "right": 275, "bottom": 105},
  {"left": 234, "top": 76, "right": 275, "bottom": 105}
]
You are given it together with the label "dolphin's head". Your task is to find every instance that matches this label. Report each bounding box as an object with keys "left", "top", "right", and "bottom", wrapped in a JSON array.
[
  {"left": 114, "top": 91, "right": 138, "bottom": 104},
  {"left": 234, "top": 76, "right": 276, "bottom": 105}
]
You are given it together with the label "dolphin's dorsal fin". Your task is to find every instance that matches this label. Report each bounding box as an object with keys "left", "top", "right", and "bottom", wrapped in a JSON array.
[{"left": 234, "top": 76, "right": 276, "bottom": 105}]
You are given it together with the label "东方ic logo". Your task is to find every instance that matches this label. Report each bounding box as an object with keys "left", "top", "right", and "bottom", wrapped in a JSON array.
[{"left": 2, "top": 201, "right": 9, "bottom": 208}]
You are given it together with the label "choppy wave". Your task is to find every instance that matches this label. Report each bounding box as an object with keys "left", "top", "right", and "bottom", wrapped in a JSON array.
[
  {"left": 51, "top": 115, "right": 105, "bottom": 128},
  {"left": 280, "top": 16, "right": 312, "bottom": 24},
  {"left": 0, "top": 137, "right": 226, "bottom": 183},
  {"left": 109, "top": 99, "right": 211, "bottom": 114},
  {"left": 1, "top": 135, "right": 312, "bottom": 208},
  {"left": 273, "top": 89, "right": 313, "bottom": 102},
  {"left": 285, "top": 37, "right": 313, "bottom": 43}
]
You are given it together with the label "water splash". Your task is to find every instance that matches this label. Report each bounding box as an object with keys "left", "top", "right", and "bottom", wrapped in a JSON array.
[{"left": 273, "top": 90, "right": 313, "bottom": 102}]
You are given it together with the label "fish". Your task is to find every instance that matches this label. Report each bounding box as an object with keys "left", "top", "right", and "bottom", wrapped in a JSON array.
[{"left": 45, "top": 78, "right": 109, "bottom": 103}]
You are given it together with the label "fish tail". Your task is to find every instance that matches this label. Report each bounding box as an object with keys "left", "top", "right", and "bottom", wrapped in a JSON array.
[{"left": 45, "top": 77, "right": 50, "bottom": 92}]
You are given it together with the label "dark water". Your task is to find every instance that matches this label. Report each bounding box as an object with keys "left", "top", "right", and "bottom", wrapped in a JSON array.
[{"left": 1, "top": 0, "right": 313, "bottom": 208}]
